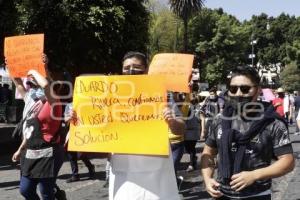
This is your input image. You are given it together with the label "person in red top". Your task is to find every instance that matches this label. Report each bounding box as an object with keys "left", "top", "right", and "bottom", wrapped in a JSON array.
[
  {"left": 272, "top": 87, "right": 285, "bottom": 117},
  {"left": 9, "top": 55, "right": 64, "bottom": 200},
  {"left": 37, "top": 100, "right": 62, "bottom": 143}
]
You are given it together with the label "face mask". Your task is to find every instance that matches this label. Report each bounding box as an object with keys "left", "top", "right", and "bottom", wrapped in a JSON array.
[
  {"left": 228, "top": 96, "right": 254, "bottom": 111},
  {"left": 30, "top": 88, "right": 45, "bottom": 100},
  {"left": 123, "top": 69, "right": 144, "bottom": 75},
  {"left": 209, "top": 95, "right": 217, "bottom": 101}
]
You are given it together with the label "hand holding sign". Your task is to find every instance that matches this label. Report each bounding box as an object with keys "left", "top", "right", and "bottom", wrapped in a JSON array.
[
  {"left": 163, "top": 107, "right": 175, "bottom": 125},
  {"left": 4, "top": 34, "right": 46, "bottom": 77},
  {"left": 148, "top": 53, "right": 194, "bottom": 93}
]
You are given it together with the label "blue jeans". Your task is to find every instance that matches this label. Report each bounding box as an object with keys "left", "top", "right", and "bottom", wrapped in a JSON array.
[
  {"left": 171, "top": 142, "right": 184, "bottom": 171},
  {"left": 20, "top": 176, "right": 56, "bottom": 200},
  {"left": 20, "top": 145, "right": 64, "bottom": 200},
  {"left": 67, "top": 152, "right": 93, "bottom": 176}
]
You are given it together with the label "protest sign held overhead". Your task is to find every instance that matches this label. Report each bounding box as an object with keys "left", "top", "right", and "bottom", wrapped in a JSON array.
[
  {"left": 148, "top": 53, "right": 194, "bottom": 93},
  {"left": 4, "top": 34, "right": 45, "bottom": 77}
]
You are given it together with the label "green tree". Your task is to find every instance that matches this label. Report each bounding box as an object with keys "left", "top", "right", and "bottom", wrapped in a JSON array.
[
  {"left": 10, "top": 0, "right": 150, "bottom": 75},
  {"left": 188, "top": 8, "right": 220, "bottom": 52},
  {"left": 286, "top": 18, "right": 300, "bottom": 67},
  {"left": 148, "top": 1, "right": 182, "bottom": 57},
  {"left": 288, "top": 17, "right": 300, "bottom": 44},
  {"left": 193, "top": 9, "right": 248, "bottom": 84},
  {"left": 286, "top": 39, "right": 300, "bottom": 67},
  {"left": 0, "top": 0, "right": 18, "bottom": 64},
  {"left": 169, "top": 0, "right": 204, "bottom": 52},
  {"left": 280, "top": 62, "right": 300, "bottom": 91},
  {"left": 249, "top": 13, "right": 296, "bottom": 66}
]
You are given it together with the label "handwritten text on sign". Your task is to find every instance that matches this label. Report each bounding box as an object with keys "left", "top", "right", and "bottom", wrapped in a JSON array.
[
  {"left": 68, "top": 75, "right": 169, "bottom": 155},
  {"left": 4, "top": 34, "right": 45, "bottom": 77},
  {"left": 148, "top": 53, "right": 194, "bottom": 93}
]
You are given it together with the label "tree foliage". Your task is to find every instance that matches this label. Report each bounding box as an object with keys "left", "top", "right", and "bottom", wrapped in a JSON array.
[
  {"left": 1, "top": 0, "right": 150, "bottom": 75},
  {"left": 191, "top": 8, "right": 249, "bottom": 84},
  {"left": 286, "top": 39, "right": 300, "bottom": 65},
  {"left": 286, "top": 18, "right": 300, "bottom": 67},
  {"left": 147, "top": 0, "right": 182, "bottom": 57},
  {"left": 171, "top": 8, "right": 300, "bottom": 86},
  {"left": 280, "top": 62, "right": 300, "bottom": 91},
  {"left": 2, "top": 0, "right": 300, "bottom": 89},
  {"left": 0, "top": 0, "right": 18, "bottom": 64},
  {"left": 169, "top": 0, "right": 204, "bottom": 19},
  {"left": 248, "top": 13, "right": 297, "bottom": 66},
  {"left": 169, "top": 0, "right": 204, "bottom": 52}
]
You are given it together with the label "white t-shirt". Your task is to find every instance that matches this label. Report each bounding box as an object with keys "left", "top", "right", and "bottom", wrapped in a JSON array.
[
  {"left": 109, "top": 92, "right": 181, "bottom": 200},
  {"left": 109, "top": 149, "right": 180, "bottom": 200},
  {"left": 283, "top": 95, "right": 290, "bottom": 113}
]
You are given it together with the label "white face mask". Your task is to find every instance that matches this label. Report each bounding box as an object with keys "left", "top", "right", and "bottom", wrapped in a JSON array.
[
  {"left": 30, "top": 88, "right": 45, "bottom": 100},
  {"left": 209, "top": 95, "right": 217, "bottom": 101}
]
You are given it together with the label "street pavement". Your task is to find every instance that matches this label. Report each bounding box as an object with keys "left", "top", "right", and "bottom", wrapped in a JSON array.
[{"left": 0, "top": 125, "right": 299, "bottom": 200}]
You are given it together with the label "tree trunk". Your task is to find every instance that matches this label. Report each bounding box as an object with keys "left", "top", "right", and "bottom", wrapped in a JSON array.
[{"left": 184, "top": 17, "right": 188, "bottom": 52}]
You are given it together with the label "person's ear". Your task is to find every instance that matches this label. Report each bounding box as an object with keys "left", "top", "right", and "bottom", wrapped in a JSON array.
[
  {"left": 145, "top": 66, "right": 149, "bottom": 74},
  {"left": 254, "top": 86, "right": 262, "bottom": 100}
]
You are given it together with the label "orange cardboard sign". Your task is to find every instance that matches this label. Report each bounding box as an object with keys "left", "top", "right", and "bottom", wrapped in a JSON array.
[
  {"left": 148, "top": 53, "right": 194, "bottom": 93},
  {"left": 4, "top": 34, "right": 45, "bottom": 77},
  {"left": 68, "top": 75, "right": 170, "bottom": 155}
]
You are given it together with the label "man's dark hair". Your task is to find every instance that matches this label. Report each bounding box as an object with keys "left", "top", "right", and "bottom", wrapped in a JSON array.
[
  {"left": 228, "top": 66, "right": 260, "bottom": 86},
  {"left": 209, "top": 86, "right": 217, "bottom": 93},
  {"left": 122, "top": 51, "right": 147, "bottom": 67}
]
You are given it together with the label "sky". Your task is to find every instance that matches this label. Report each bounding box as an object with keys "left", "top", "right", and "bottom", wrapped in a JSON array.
[{"left": 160, "top": 0, "right": 300, "bottom": 21}]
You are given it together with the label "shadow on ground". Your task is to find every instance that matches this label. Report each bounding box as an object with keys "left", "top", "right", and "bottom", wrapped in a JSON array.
[
  {"left": 177, "top": 144, "right": 211, "bottom": 200},
  {"left": 0, "top": 180, "right": 20, "bottom": 190},
  {"left": 58, "top": 171, "right": 106, "bottom": 182}
]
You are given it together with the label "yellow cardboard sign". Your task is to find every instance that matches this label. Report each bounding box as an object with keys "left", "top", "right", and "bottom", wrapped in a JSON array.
[
  {"left": 68, "top": 75, "right": 169, "bottom": 155},
  {"left": 148, "top": 53, "right": 194, "bottom": 93},
  {"left": 4, "top": 34, "right": 45, "bottom": 77}
]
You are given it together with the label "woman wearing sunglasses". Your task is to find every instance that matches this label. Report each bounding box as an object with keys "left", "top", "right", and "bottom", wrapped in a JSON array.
[{"left": 201, "top": 66, "right": 295, "bottom": 200}]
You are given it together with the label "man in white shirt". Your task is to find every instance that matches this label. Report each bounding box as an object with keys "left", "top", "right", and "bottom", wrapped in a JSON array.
[
  {"left": 283, "top": 93, "right": 291, "bottom": 123},
  {"left": 109, "top": 52, "right": 185, "bottom": 200}
]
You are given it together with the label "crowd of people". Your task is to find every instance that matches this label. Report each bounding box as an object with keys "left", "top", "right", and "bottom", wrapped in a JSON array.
[{"left": 4, "top": 50, "right": 299, "bottom": 200}]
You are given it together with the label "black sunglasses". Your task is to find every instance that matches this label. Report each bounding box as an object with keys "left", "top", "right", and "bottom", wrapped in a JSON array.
[{"left": 228, "top": 85, "right": 256, "bottom": 94}]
